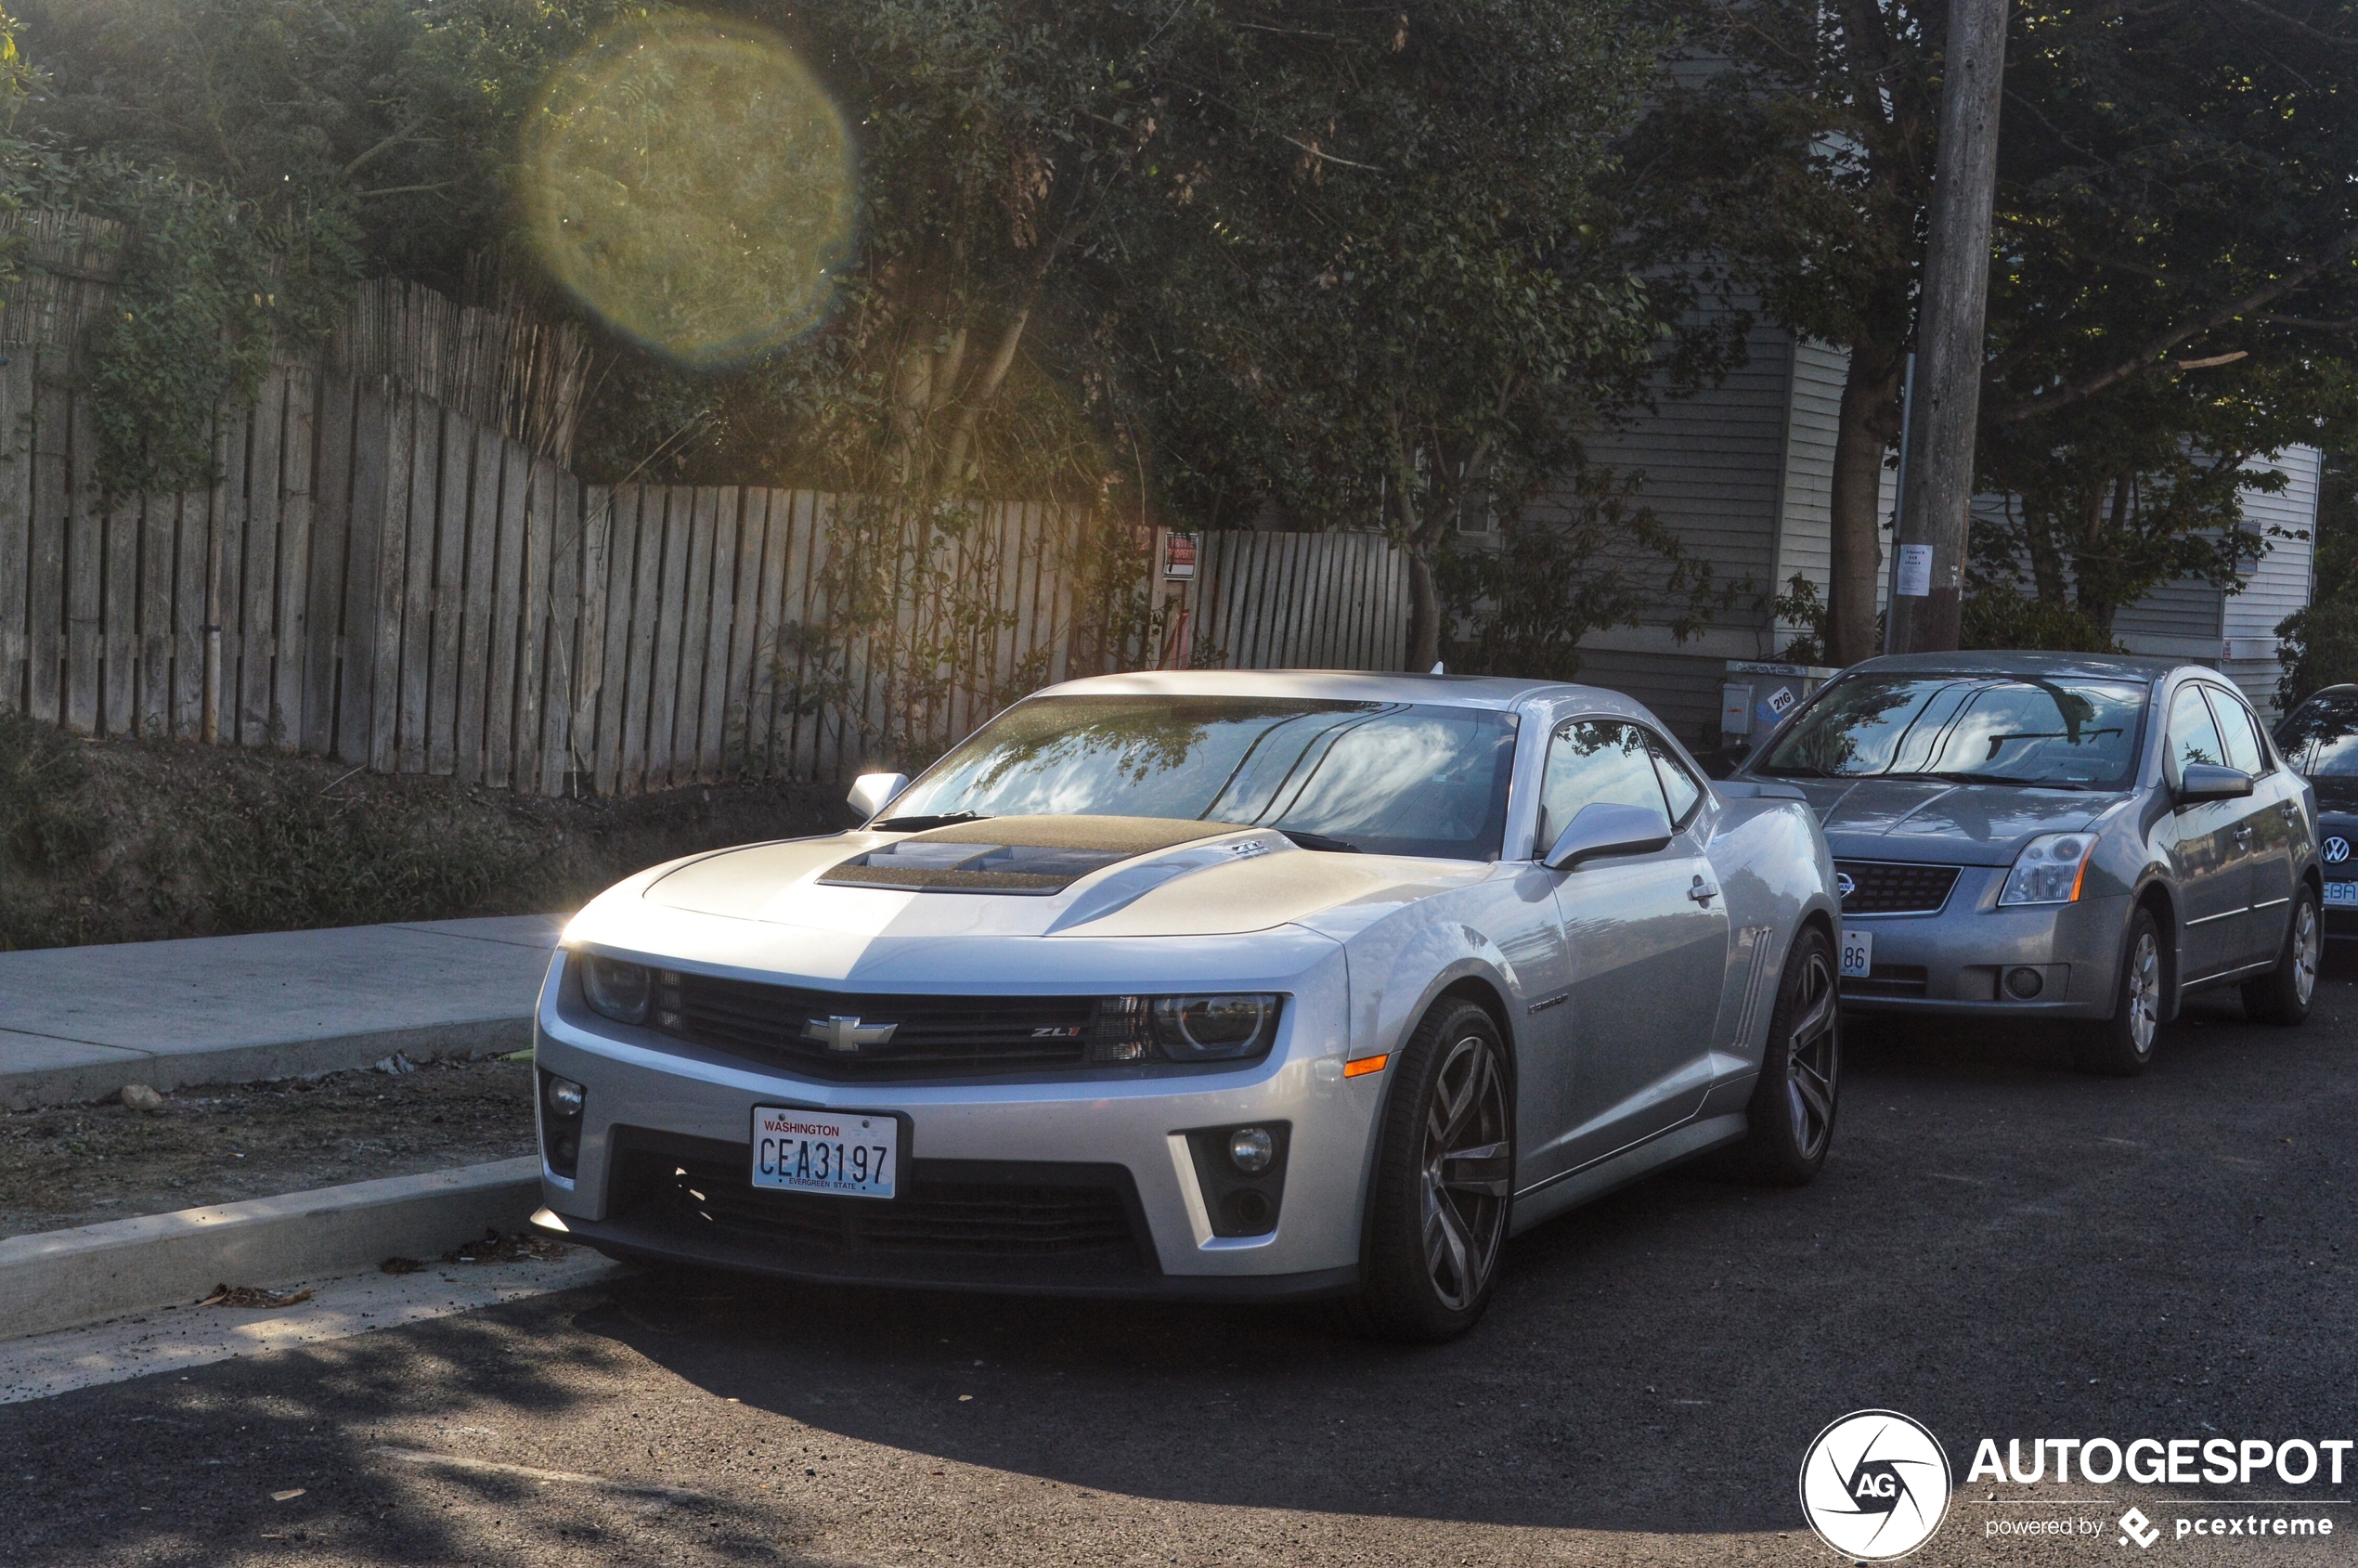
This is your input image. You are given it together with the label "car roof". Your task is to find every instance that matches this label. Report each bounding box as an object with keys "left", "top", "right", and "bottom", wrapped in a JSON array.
[
  {"left": 1842, "top": 650, "right": 2188, "bottom": 684},
  {"left": 1029, "top": 668, "right": 1613, "bottom": 714}
]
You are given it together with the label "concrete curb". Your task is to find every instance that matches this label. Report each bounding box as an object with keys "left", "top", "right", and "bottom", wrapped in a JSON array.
[
  {"left": 0, "top": 1158, "right": 545, "bottom": 1340},
  {"left": 0, "top": 1017, "right": 533, "bottom": 1111}
]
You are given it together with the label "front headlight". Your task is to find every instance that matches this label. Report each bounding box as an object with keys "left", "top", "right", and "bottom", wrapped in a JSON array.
[
  {"left": 1087, "top": 993, "right": 1283, "bottom": 1063},
  {"left": 580, "top": 954, "right": 652, "bottom": 1024},
  {"left": 1999, "top": 834, "right": 2095, "bottom": 906}
]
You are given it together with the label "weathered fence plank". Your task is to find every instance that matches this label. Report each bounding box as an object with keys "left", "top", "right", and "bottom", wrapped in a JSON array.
[{"left": 0, "top": 354, "right": 32, "bottom": 710}]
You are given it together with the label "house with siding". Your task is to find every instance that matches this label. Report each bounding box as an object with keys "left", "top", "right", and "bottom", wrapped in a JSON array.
[{"left": 1552, "top": 328, "right": 2321, "bottom": 746}]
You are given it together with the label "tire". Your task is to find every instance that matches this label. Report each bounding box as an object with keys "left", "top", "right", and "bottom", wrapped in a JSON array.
[
  {"left": 1341, "top": 998, "right": 1513, "bottom": 1343},
  {"left": 2243, "top": 884, "right": 2321, "bottom": 1026},
  {"left": 1728, "top": 924, "right": 1841, "bottom": 1186},
  {"left": 2075, "top": 906, "right": 2165, "bottom": 1077}
]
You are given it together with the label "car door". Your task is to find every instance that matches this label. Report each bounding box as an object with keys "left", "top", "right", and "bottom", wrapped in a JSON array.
[
  {"left": 2203, "top": 683, "right": 2299, "bottom": 967},
  {"left": 1535, "top": 719, "right": 1730, "bottom": 1176},
  {"left": 2162, "top": 681, "right": 2250, "bottom": 980}
]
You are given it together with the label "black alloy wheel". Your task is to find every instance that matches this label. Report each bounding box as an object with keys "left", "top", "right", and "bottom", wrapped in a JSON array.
[
  {"left": 1729, "top": 924, "right": 1841, "bottom": 1186},
  {"left": 1345, "top": 997, "right": 1513, "bottom": 1342}
]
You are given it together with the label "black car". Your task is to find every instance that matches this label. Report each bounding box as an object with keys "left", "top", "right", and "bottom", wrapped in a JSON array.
[{"left": 2274, "top": 682, "right": 2358, "bottom": 936}]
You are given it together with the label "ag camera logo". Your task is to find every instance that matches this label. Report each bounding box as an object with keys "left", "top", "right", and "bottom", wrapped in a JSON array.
[{"left": 1798, "top": 1409, "right": 1952, "bottom": 1560}]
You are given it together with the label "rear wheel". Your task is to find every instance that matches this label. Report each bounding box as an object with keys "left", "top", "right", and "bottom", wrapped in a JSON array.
[
  {"left": 2076, "top": 906, "right": 2164, "bottom": 1077},
  {"left": 2243, "top": 885, "right": 2320, "bottom": 1026},
  {"left": 1341, "top": 998, "right": 1512, "bottom": 1343},
  {"left": 1728, "top": 925, "right": 1840, "bottom": 1186}
]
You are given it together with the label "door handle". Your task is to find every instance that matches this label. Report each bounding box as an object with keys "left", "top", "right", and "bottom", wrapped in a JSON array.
[
  {"left": 1688, "top": 875, "right": 1717, "bottom": 905},
  {"left": 2234, "top": 825, "right": 2255, "bottom": 848}
]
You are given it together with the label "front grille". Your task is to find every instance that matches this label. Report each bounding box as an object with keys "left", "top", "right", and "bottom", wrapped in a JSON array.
[
  {"left": 658, "top": 974, "right": 1107, "bottom": 1080},
  {"left": 609, "top": 1132, "right": 1154, "bottom": 1281},
  {"left": 1834, "top": 860, "right": 1962, "bottom": 916}
]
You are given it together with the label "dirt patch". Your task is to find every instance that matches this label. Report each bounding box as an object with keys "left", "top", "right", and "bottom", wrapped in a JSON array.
[
  {"left": 0, "top": 709, "right": 844, "bottom": 950},
  {"left": 0, "top": 1055, "right": 538, "bottom": 1238}
]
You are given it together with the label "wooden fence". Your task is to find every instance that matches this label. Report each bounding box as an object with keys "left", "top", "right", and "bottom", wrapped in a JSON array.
[{"left": 0, "top": 343, "right": 1411, "bottom": 794}]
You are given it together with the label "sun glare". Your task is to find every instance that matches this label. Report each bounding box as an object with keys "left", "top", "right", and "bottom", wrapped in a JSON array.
[{"left": 525, "top": 15, "right": 855, "bottom": 367}]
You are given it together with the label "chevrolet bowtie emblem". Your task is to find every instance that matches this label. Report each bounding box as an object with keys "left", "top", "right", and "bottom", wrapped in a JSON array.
[{"left": 804, "top": 1015, "right": 899, "bottom": 1053}]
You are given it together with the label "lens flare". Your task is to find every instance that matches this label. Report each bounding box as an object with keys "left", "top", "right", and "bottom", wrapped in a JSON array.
[{"left": 525, "top": 16, "right": 855, "bottom": 367}]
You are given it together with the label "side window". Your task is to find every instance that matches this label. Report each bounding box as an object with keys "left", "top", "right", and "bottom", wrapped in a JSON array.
[
  {"left": 1646, "top": 733, "right": 1704, "bottom": 827},
  {"left": 2168, "top": 684, "right": 2227, "bottom": 775},
  {"left": 1536, "top": 720, "right": 1670, "bottom": 856},
  {"left": 2203, "top": 688, "right": 2268, "bottom": 776}
]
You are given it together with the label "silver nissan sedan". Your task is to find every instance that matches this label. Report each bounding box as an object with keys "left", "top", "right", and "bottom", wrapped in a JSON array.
[{"left": 1734, "top": 652, "right": 2322, "bottom": 1074}]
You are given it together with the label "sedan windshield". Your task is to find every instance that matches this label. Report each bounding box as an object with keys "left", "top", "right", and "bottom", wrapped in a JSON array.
[
  {"left": 1758, "top": 674, "right": 2147, "bottom": 789},
  {"left": 2277, "top": 693, "right": 2358, "bottom": 777},
  {"left": 883, "top": 695, "right": 1520, "bottom": 860}
]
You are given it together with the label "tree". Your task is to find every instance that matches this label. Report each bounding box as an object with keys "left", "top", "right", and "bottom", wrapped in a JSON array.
[{"left": 1636, "top": 0, "right": 2358, "bottom": 658}]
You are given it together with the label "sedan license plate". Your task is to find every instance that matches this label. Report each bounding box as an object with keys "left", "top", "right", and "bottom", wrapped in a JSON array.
[
  {"left": 751, "top": 1108, "right": 898, "bottom": 1199},
  {"left": 2326, "top": 881, "right": 2358, "bottom": 908},
  {"left": 1839, "top": 928, "right": 1873, "bottom": 978}
]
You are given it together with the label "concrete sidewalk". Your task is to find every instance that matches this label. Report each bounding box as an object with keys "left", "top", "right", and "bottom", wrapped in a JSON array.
[{"left": 0, "top": 914, "right": 565, "bottom": 1108}]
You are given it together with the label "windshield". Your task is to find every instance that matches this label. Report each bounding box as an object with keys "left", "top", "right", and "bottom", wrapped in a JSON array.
[
  {"left": 1757, "top": 674, "right": 2148, "bottom": 789},
  {"left": 2278, "top": 693, "right": 2358, "bottom": 777},
  {"left": 883, "top": 695, "right": 1520, "bottom": 860}
]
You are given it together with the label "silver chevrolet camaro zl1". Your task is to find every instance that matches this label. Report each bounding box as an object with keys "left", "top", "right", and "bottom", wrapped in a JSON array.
[{"left": 528, "top": 671, "right": 1842, "bottom": 1341}]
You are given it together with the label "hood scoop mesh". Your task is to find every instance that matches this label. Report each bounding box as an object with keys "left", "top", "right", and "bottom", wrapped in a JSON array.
[{"left": 820, "top": 815, "right": 1233, "bottom": 896}]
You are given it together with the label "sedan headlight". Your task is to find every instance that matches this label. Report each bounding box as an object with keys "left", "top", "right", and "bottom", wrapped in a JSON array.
[
  {"left": 1088, "top": 994, "right": 1283, "bottom": 1063},
  {"left": 580, "top": 955, "right": 652, "bottom": 1024},
  {"left": 1999, "top": 834, "right": 2095, "bottom": 906}
]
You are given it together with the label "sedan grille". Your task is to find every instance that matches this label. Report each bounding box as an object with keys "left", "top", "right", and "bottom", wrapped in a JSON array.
[
  {"left": 1833, "top": 860, "right": 1962, "bottom": 917},
  {"left": 654, "top": 973, "right": 1105, "bottom": 1081}
]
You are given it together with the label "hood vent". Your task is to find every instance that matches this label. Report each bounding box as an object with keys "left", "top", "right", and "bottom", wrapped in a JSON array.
[{"left": 821, "top": 814, "right": 1235, "bottom": 895}]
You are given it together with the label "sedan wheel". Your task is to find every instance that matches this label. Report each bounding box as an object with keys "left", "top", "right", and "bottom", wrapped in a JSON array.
[
  {"left": 1729, "top": 925, "right": 1841, "bottom": 1186},
  {"left": 2077, "top": 906, "right": 2166, "bottom": 1076},
  {"left": 2243, "top": 885, "right": 2321, "bottom": 1026},
  {"left": 1345, "top": 998, "right": 1513, "bottom": 1342}
]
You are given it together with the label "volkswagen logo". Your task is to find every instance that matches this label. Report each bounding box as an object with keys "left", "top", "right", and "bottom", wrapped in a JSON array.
[
  {"left": 802, "top": 1015, "right": 899, "bottom": 1053},
  {"left": 1835, "top": 871, "right": 1858, "bottom": 901},
  {"left": 1798, "top": 1408, "right": 1952, "bottom": 1560},
  {"left": 2326, "top": 836, "right": 2351, "bottom": 865}
]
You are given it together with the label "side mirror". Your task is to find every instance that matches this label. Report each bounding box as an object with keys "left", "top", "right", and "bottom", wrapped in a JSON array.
[
  {"left": 847, "top": 771, "right": 911, "bottom": 822},
  {"left": 2175, "top": 762, "right": 2253, "bottom": 807},
  {"left": 1543, "top": 801, "right": 1674, "bottom": 871}
]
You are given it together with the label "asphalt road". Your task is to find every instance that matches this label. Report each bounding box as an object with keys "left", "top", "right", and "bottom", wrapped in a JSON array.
[{"left": 6, "top": 959, "right": 2357, "bottom": 1567}]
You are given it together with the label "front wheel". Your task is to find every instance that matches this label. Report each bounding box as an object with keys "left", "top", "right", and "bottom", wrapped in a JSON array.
[
  {"left": 1728, "top": 924, "right": 1840, "bottom": 1186},
  {"left": 2076, "top": 906, "right": 2164, "bottom": 1076},
  {"left": 2243, "top": 885, "right": 2320, "bottom": 1026},
  {"left": 1341, "top": 998, "right": 1513, "bottom": 1343}
]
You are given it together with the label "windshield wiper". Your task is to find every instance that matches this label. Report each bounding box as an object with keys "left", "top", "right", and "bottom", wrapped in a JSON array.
[
  {"left": 1279, "top": 829, "right": 1363, "bottom": 853},
  {"left": 1906, "top": 771, "right": 2088, "bottom": 791},
  {"left": 871, "top": 811, "right": 991, "bottom": 832}
]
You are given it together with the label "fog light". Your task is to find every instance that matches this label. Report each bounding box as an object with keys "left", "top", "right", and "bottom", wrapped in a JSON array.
[
  {"left": 1228, "top": 1126, "right": 1276, "bottom": 1173},
  {"left": 1223, "top": 1189, "right": 1273, "bottom": 1232},
  {"left": 2004, "top": 966, "right": 2044, "bottom": 1000},
  {"left": 545, "top": 1074, "right": 586, "bottom": 1118}
]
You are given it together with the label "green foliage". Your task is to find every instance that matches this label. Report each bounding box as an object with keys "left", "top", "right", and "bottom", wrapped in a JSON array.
[
  {"left": 2278, "top": 452, "right": 2358, "bottom": 708},
  {"left": 1959, "top": 579, "right": 2122, "bottom": 654},
  {"left": 0, "top": 709, "right": 97, "bottom": 875},
  {"left": 1437, "top": 476, "right": 1730, "bottom": 680}
]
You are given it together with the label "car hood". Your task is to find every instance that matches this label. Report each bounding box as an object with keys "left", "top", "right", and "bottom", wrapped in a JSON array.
[
  {"left": 571, "top": 815, "right": 1487, "bottom": 966},
  {"left": 1766, "top": 777, "right": 2131, "bottom": 866},
  {"left": 2307, "top": 774, "right": 2358, "bottom": 814}
]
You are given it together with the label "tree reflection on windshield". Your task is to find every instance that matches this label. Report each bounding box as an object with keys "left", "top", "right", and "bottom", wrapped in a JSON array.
[
  {"left": 1760, "top": 675, "right": 2146, "bottom": 788},
  {"left": 886, "top": 695, "right": 1520, "bottom": 860}
]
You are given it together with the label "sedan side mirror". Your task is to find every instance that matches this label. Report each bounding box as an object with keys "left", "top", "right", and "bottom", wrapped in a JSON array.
[
  {"left": 2175, "top": 762, "right": 2253, "bottom": 807},
  {"left": 847, "top": 771, "right": 912, "bottom": 822},
  {"left": 1543, "top": 801, "right": 1674, "bottom": 871}
]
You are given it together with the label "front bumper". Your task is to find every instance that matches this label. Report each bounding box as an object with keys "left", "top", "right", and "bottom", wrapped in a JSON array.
[
  {"left": 1837, "top": 869, "right": 2129, "bottom": 1020},
  {"left": 527, "top": 945, "right": 1381, "bottom": 1299}
]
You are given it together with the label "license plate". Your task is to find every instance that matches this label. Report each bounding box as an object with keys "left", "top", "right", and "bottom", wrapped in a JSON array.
[
  {"left": 751, "top": 1108, "right": 898, "bottom": 1199},
  {"left": 2327, "top": 882, "right": 2358, "bottom": 908},
  {"left": 1839, "top": 928, "right": 1873, "bottom": 978}
]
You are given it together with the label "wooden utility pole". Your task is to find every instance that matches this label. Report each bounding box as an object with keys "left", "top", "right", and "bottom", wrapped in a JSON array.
[{"left": 1887, "top": 0, "right": 2008, "bottom": 654}]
